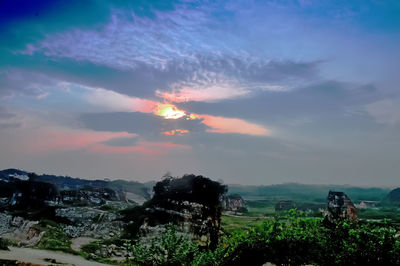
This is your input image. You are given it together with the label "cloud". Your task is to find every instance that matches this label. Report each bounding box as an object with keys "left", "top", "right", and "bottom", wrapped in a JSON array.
[
  {"left": 366, "top": 98, "right": 400, "bottom": 125},
  {"left": 156, "top": 71, "right": 251, "bottom": 103},
  {"left": 18, "top": 5, "right": 322, "bottom": 103},
  {"left": 87, "top": 87, "right": 156, "bottom": 113},
  {"left": 89, "top": 140, "right": 191, "bottom": 155},
  {"left": 29, "top": 7, "right": 213, "bottom": 70},
  {"left": 0, "top": 106, "right": 16, "bottom": 119},
  {"left": 0, "top": 70, "right": 55, "bottom": 99},
  {"left": 162, "top": 129, "right": 189, "bottom": 136},
  {"left": 79, "top": 112, "right": 207, "bottom": 137},
  {"left": 23, "top": 127, "right": 137, "bottom": 153},
  {"left": 82, "top": 86, "right": 271, "bottom": 136},
  {"left": 0, "top": 106, "right": 20, "bottom": 130},
  {"left": 198, "top": 114, "right": 269, "bottom": 136},
  {"left": 152, "top": 59, "right": 320, "bottom": 103},
  {"left": 0, "top": 122, "right": 20, "bottom": 129}
]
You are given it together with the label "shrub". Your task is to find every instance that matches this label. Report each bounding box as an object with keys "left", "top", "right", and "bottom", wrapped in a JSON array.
[
  {"left": 0, "top": 238, "right": 9, "bottom": 250},
  {"left": 38, "top": 225, "right": 73, "bottom": 253},
  {"left": 123, "top": 210, "right": 400, "bottom": 266},
  {"left": 128, "top": 224, "right": 199, "bottom": 266}
]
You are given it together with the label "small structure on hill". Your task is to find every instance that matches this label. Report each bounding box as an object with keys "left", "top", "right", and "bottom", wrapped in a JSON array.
[
  {"left": 325, "top": 191, "right": 357, "bottom": 223},
  {"left": 354, "top": 200, "right": 379, "bottom": 209}
]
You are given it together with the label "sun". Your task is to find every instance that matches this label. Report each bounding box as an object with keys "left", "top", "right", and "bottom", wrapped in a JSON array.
[{"left": 154, "top": 103, "right": 186, "bottom": 119}]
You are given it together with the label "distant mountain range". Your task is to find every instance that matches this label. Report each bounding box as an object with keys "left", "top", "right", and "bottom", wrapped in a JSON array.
[
  {"left": 226, "top": 183, "right": 393, "bottom": 203},
  {"left": 0, "top": 168, "right": 152, "bottom": 198},
  {"left": 0, "top": 168, "right": 397, "bottom": 206}
]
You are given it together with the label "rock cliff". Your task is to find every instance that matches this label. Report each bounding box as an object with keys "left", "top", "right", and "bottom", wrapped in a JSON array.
[
  {"left": 125, "top": 174, "right": 227, "bottom": 249},
  {"left": 325, "top": 191, "right": 357, "bottom": 223},
  {"left": 222, "top": 194, "right": 247, "bottom": 213}
]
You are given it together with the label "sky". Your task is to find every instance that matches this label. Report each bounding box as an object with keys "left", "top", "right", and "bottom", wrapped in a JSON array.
[{"left": 0, "top": 0, "right": 399, "bottom": 186}]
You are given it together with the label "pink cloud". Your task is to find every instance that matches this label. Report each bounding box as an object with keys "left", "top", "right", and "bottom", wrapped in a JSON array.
[
  {"left": 84, "top": 87, "right": 269, "bottom": 137},
  {"left": 18, "top": 126, "right": 191, "bottom": 155},
  {"left": 23, "top": 127, "right": 136, "bottom": 153},
  {"left": 155, "top": 72, "right": 250, "bottom": 103},
  {"left": 90, "top": 140, "right": 191, "bottom": 155},
  {"left": 156, "top": 84, "right": 249, "bottom": 103},
  {"left": 87, "top": 87, "right": 157, "bottom": 113},
  {"left": 197, "top": 114, "right": 269, "bottom": 136},
  {"left": 162, "top": 129, "right": 189, "bottom": 135},
  {"left": 86, "top": 88, "right": 187, "bottom": 119}
]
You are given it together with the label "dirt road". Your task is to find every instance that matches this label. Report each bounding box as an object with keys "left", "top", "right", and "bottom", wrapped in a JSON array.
[{"left": 0, "top": 247, "right": 110, "bottom": 265}]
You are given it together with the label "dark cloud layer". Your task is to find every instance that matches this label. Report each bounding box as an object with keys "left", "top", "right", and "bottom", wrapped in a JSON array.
[
  {"left": 182, "top": 81, "right": 380, "bottom": 121},
  {"left": 79, "top": 112, "right": 207, "bottom": 138}
]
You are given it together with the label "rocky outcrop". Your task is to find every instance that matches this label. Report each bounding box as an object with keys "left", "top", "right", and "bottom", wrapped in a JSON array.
[
  {"left": 0, "top": 169, "right": 151, "bottom": 209},
  {"left": 0, "top": 213, "right": 14, "bottom": 235},
  {"left": 139, "top": 200, "right": 212, "bottom": 246},
  {"left": 222, "top": 195, "right": 247, "bottom": 213},
  {"left": 55, "top": 207, "right": 125, "bottom": 238},
  {"left": 325, "top": 191, "right": 357, "bottom": 223},
  {"left": 0, "top": 214, "right": 44, "bottom": 246},
  {"left": 130, "top": 175, "right": 227, "bottom": 249}
]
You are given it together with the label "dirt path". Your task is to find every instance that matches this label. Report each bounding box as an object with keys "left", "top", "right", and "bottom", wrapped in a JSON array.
[
  {"left": 71, "top": 237, "right": 96, "bottom": 251},
  {"left": 0, "top": 247, "right": 110, "bottom": 266}
]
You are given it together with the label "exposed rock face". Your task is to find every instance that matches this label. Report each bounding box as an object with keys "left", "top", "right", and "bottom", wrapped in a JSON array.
[
  {"left": 60, "top": 187, "right": 123, "bottom": 206},
  {"left": 222, "top": 195, "right": 247, "bottom": 213},
  {"left": 0, "top": 214, "right": 44, "bottom": 246},
  {"left": 55, "top": 207, "right": 124, "bottom": 238},
  {"left": 0, "top": 213, "right": 15, "bottom": 235},
  {"left": 134, "top": 175, "right": 227, "bottom": 249},
  {"left": 0, "top": 169, "right": 151, "bottom": 209},
  {"left": 325, "top": 191, "right": 357, "bottom": 223}
]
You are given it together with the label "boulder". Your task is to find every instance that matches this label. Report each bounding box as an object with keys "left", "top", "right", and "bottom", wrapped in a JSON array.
[
  {"left": 325, "top": 191, "right": 357, "bottom": 223},
  {"left": 222, "top": 195, "right": 247, "bottom": 213}
]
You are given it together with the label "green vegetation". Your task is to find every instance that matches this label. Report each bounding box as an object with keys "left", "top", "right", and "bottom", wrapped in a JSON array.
[
  {"left": 127, "top": 224, "right": 199, "bottom": 266},
  {"left": 358, "top": 208, "right": 400, "bottom": 223},
  {"left": 221, "top": 215, "right": 267, "bottom": 233},
  {"left": 37, "top": 224, "right": 74, "bottom": 253},
  {"left": 124, "top": 211, "right": 400, "bottom": 266},
  {"left": 0, "top": 259, "right": 18, "bottom": 265},
  {"left": 228, "top": 183, "right": 390, "bottom": 202},
  {"left": 0, "top": 237, "right": 9, "bottom": 250},
  {"left": 245, "top": 199, "right": 276, "bottom": 216}
]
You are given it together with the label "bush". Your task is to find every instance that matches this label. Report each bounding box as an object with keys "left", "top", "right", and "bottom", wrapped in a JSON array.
[
  {"left": 128, "top": 224, "right": 199, "bottom": 266},
  {"left": 122, "top": 210, "right": 400, "bottom": 266},
  {"left": 0, "top": 238, "right": 9, "bottom": 250},
  {"left": 215, "top": 210, "right": 400, "bottom": 266},
  {"left": 38, "top": 225, "right": 73, "bottom": 253}
]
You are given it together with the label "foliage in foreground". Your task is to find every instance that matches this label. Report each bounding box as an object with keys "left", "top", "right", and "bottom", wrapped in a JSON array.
[
  {"left": 127, "top": 211, "right": 400, "bottom": 266},
  {"left": 37, "top": 224, "right": 73, "bottom": 253},
  {"left": 127, "top": 225, "right": 200, "bottom": 266},
  {"left": 0, "top": 237, "right": 9, "bottom": 250}
]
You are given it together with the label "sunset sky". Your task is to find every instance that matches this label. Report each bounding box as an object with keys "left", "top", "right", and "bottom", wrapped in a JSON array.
[{"left": 0, "top": 0, "right": 399, "bottom": 185}]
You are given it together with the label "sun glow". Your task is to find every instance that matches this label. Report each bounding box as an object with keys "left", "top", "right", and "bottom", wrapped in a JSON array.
[
  {"left": 162, "top": 129, "right": 189, "bottom": 135},
  {"left": 153, "top": 103, "right": 186, "bottom": 119}
]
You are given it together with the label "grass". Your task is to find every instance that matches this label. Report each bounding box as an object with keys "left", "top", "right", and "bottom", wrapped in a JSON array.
[
  {"left": 358, "top": 208, "right": 400, "bottom": 223},
  {"left": 221, "top": 215, "right": 268, "bottom": 233}
]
